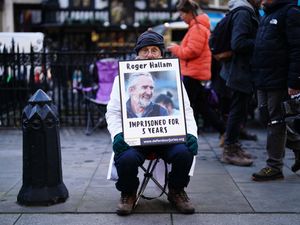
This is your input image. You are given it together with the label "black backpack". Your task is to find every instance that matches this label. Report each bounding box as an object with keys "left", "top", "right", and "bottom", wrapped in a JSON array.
[{"left": 209, "top": 7, "right": 250, "bottom": 61}]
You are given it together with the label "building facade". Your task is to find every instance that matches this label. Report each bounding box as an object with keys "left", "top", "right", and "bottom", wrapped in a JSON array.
[{"left": 1, "top": 0, "right": 228, "bottom": 51}]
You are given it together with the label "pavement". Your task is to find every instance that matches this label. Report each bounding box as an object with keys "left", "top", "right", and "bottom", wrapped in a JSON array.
[{"left": 0, "top": 123, "right": 300, "bottom": 225}]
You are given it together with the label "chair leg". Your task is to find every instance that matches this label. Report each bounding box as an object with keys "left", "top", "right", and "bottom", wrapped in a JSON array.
[
  {"left": 148, "top": 175, "right": 168, "bottom": 196},
  {"left": 87, "top": 117, "right": 106, "bottom": 135},
  {"left": 134, "top": 158, "right": 169, "bottom": 208},
  {"left": 135, "top": 159, "right": 156, "bottom": 208},
  {"left": 140, "top": 161, "right": 168, "bottom": 196},
  {"left": 85, "top": 101, "right": 93, "bottom": 136},
  {"left": 85, "top": 103, "right": 107, "bottom": 136}
]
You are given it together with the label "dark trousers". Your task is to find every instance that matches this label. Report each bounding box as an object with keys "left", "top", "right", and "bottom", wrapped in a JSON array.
[
  {"left": 183, "top": 76, "right": 226, "bottom": 135},
  {"left": 114, "top": 144, "right": 193, "bottom": 193},
  {"left": 257, "top": 89, "right": 288, "bottom": 170},
  {"left": 225, "top": 90, "right": 250, "bottom": 145}
]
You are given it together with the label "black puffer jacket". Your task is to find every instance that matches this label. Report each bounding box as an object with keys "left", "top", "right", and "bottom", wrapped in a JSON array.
[
  {"left": 220, "top": 0, "right": 260, "bottom": 94},
  {"left": 252, "top": 0, "right": 300, "bottom": 90}
]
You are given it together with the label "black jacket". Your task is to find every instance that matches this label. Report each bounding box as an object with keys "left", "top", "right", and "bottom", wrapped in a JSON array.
[
  {"left": 252, "top": 0, "right": 300, "bottom": 90},
  {"left": 220, "top": 5, "right": 260, "bottom": 94}
]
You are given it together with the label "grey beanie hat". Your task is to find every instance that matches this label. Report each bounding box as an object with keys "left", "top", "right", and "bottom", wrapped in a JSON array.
[{"left": 134, "top": 30, "right": 165, "bottom": 55}]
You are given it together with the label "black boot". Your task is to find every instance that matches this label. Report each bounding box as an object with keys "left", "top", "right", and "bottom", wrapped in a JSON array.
[
  {"left": 291, "top": 150, "right": 300, "bottom": 173},
  {"left": 239, "top": 128, "right": 257, "bottom": 141}
]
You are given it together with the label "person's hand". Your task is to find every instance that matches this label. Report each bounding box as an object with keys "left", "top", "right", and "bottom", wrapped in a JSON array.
[
  {"left": 288, "top": 88, "right": 300, "bottom": 96},
  {"left": 113, "top": 132, "right": 130, "bottom": 155},
  {"left": 166, "top": 42, "right": 178, "bottom": 51},
  {"left": 186, "top": 133, "right": 198, "bottom": 155}
]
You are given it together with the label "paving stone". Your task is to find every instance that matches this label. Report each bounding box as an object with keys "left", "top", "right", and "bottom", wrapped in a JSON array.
[
  {"left": 173, "top": 214, "right": 300, "bottom": 225},
  {"left": 15, "top": 214, "right": 171, "bottom": 225},
  {"left": 0, "top": 214, "right": 20, "bottom": 225},
  {"left": 1, "top": 126, "right": 300, "bottom": 217},
  {"left": 187, "top": 174, "right": 253, "bottom": 212},
  {"left": 238, "top": 183, "right": 300, "bottom": 212}
]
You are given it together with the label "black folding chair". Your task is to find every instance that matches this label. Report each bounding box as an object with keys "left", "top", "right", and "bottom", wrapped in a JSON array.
[
  {"left": 134, "top": 152, "right": 169, "bottom": 208},
  {"left": 75, "top": 58, "right": 118, "bottom": 135}
]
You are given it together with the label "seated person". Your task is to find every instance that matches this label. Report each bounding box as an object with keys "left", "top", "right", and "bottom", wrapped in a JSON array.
[{"left": 105, "top": 30, "right": 198, "bottom": 215}]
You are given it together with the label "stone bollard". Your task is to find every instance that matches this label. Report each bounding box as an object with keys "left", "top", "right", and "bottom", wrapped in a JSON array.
[{"left": 17, "top": 89, "right": 69, "bottom": 206}]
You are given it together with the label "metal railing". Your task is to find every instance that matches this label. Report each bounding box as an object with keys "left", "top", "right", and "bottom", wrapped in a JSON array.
[{"left": 0, "top": 46, "right": 135, "bottom": 127}]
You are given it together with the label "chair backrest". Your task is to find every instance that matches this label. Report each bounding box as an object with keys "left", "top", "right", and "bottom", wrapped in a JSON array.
[{"left": 95, "top": 58, "right": 119, "bottom": 103}]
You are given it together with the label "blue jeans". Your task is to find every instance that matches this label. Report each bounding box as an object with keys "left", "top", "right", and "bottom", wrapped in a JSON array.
[
  {"left": 114, "top": 144, "right": 193, "bottom": 193},
  {"left": 225, "top": 90, "right": 250, "bottom": 145}
]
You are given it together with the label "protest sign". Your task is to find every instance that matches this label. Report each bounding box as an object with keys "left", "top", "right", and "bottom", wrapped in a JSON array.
[{"left": 118, "top": 58, "right": 187, "bottom": 146}]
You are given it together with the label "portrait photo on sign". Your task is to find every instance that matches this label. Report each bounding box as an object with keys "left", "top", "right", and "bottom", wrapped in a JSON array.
[
  {"left": 124, "top": 70, "right": 181, "bottom": 118},
  {"left": 118, "top": 58, "right": 187, "bottom": 146}
]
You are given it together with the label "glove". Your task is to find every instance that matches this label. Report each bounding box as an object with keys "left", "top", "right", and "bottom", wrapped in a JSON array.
[
  {"left": 113, "top": 132, "right": 130, "bottom": 155},
  {"left": 186, "top": 133, "right": 198, "bottom": 155}
]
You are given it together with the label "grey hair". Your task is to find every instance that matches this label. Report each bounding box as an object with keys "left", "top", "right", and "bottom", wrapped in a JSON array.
[{"left": 127, "top": 72, "right": 155, "bottom": 92}]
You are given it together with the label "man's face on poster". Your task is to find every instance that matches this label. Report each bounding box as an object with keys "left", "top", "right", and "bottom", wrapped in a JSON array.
[{"left": 129, "top": 75, "right": 154, "bottom": 108}]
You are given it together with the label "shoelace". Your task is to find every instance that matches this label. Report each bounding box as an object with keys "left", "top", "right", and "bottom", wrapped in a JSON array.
[
  {"left": 262, "top": 167, "right": 272, "bottom": 174},
  {"left": 230, "top": 144, "right": 249, "bottom": 156},
  {"left": 121, "top": 195, "right": 130, "bottom": 204},
  {"left": 175, "top": 191, "right": 190, "bottom": 202}
]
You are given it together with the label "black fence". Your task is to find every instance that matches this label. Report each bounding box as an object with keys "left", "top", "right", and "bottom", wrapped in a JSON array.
[{"left": 0, "top": 46, "right": 135, "bottom": 127}]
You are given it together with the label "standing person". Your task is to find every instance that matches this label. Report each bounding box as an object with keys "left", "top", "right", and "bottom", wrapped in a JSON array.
[
  {"left": 106, "top": 30, "right": 198, "bottom": 215},
  {"left": 126, "top": 72, "right": 169, "bottom": 118},
  {"left": 251, "top": 0, "right": 300, "bottom": 181},
  {"left": 286, "top": 124, "right": 300, "bottom": 173},
  {"left": 218, "top": 0, "right": 261, "bottom": 166},
  {"left": 167, "top": 0, "right": 226, "bottom": 140},
  {"left": 211, "top": 58, "right": 258, "bottom": 146}
]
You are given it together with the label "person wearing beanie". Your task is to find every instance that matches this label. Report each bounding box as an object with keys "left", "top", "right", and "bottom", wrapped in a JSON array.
[
  {"left": 134, "top": 29, "right": 165, "bottom": 57},
  {"left": 106, "top": 30, "right": 198, "bottom": 215}
]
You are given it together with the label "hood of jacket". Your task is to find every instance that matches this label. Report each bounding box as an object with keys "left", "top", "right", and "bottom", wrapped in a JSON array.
[
  {"left": 228, "top": 0, "right": 255, "bottom": 12},
  {"left": 263, "top": 0, "right": 296, "bottom": 13},
  {"left": 189, "top": 13, "right": 210, "bottom": 30}
]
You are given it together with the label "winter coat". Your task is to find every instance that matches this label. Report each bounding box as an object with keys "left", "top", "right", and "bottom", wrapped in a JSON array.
[
  {"left": 106, "top": 76, "right": 198, "bottom": 140},
  {"left": 220, "top": 0, "right": 259, "bottom": 94},
  {"left": 168, "top": 14, "right": 211, "bottom": 81},
  {"left": 252, "top": 0, "right": 300, "bottom": 90}
]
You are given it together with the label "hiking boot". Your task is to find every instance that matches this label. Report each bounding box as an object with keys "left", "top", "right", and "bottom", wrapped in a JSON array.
[
  {"left": 222, "top": 144, "right": 253, "bottom": 166},
  {"left": 252, "top": 167, "right": 284, "bottom": 181},
  {"left": 116, "top": 192, "right": 136, "bottom": 216},
  {"left": 239, "top": 129, "right": 257, "bottom": 141},
  {"left": 168, "top": 188, "right": 195, "bottom": 214},
  {"left": 292, "top": 150, "right": 300, "bottom": 173},
  {"left": 235, "top": 143, "right": 253, "bottom": 159},
  {"left": 219, "top": 133, "right": 225, "bottom": 147}
]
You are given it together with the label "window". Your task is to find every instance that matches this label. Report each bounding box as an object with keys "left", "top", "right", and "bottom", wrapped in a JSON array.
[
  {"left": 109, "top": 0, "right": 134, "bottom": 25},
  {"left": 148, "top": 0, "right": 169, "bottom": 9},
  {"left": 209, "top": 0, "right": 229, "bottom": 8},
  {"left": 70, "top": 0, "right": 94, "bottom": 9}
]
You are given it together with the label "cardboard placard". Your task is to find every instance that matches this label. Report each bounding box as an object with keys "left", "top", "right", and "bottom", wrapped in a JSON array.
[{"left": 118, "top": 58, "right": 187, "bottom": 146}]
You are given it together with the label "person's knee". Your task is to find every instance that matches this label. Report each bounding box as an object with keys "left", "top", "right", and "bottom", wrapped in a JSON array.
[
  {"left": 115, "top": 149, "right": 143, "bottom": 168},
  {"left": 180, "top": 149, "right": 194, "bottom": 162},
  {"left": 173, "top": 145, "right": 193, "bottom": 163}
]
